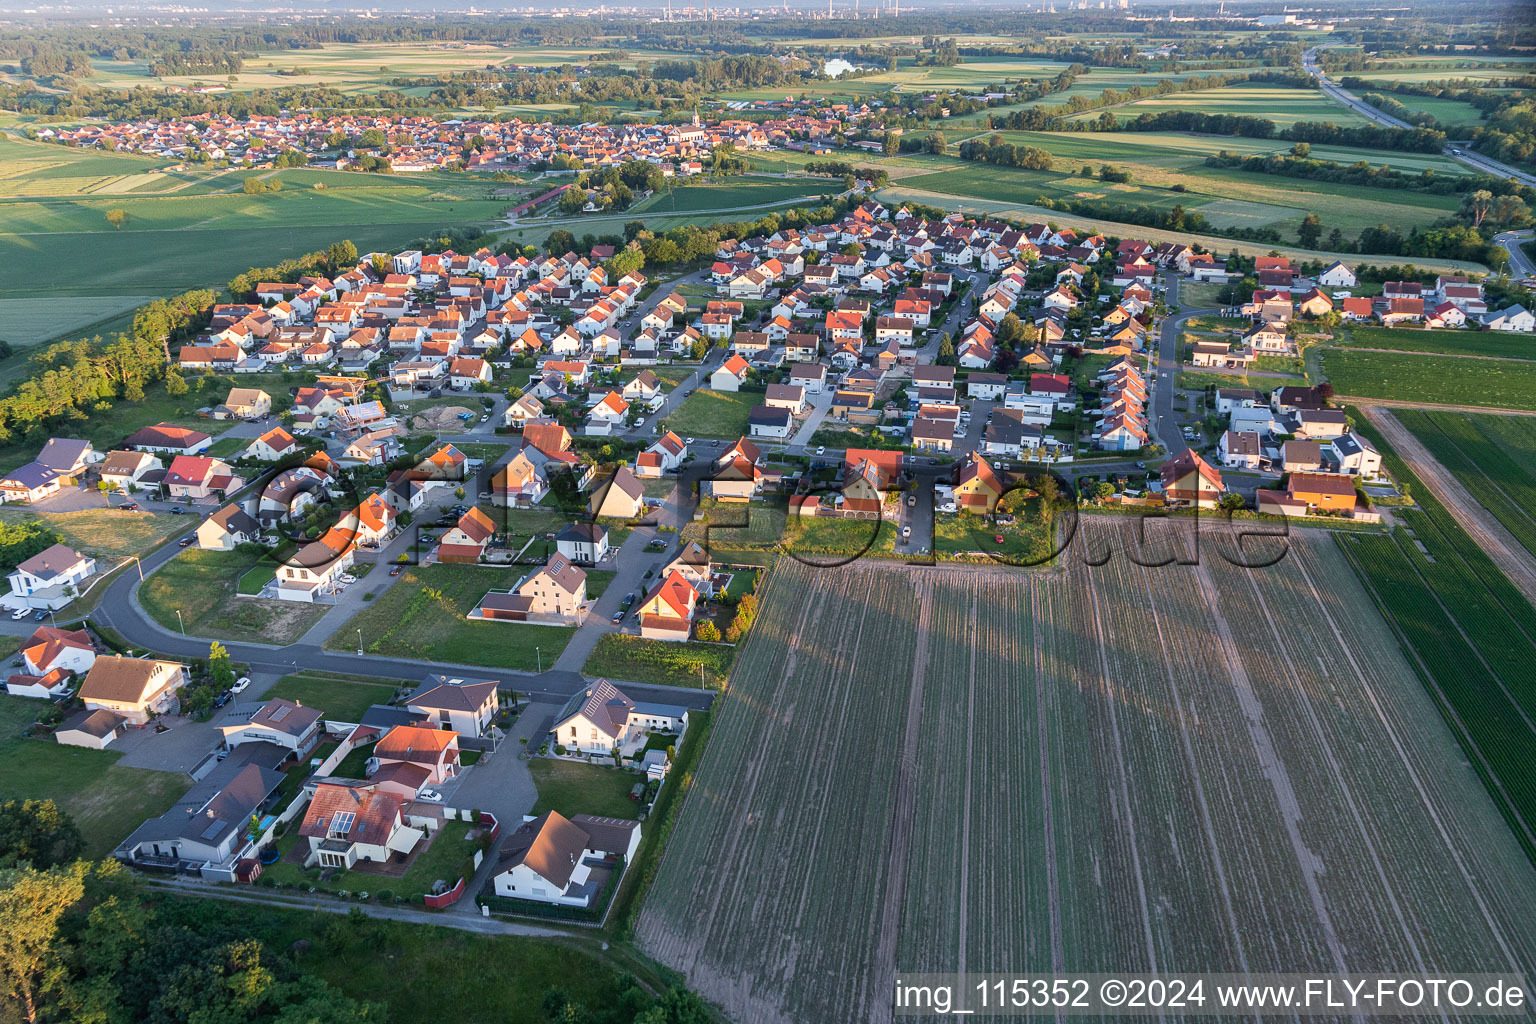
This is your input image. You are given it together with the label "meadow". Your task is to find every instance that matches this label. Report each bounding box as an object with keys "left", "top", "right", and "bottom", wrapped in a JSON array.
[
  {"left": 0, "top": 694, "right": 191, "bottom": 858},
  {"left": 139, "top": 548, "right": 331, "bottom": 646},
  {"left": 639, "top": 545, "right": 1536, "bottom": 1022},
  {"left": 1335, "top": 324, "right": 1536, "bottom": 360},
  {"left": 1320, "top": 348, "right": 1536, "bottom": 410},
  {"left": 264, "top": 670, "right": 405, "bottom": 723},
  {"left": 631, "top": 176, "right": 839, "bottom": 215},
  {"left": 1084, "top": 82, "right": 1371, "bottom": 126},
  {"left": 659, "top": 388, "right": 759, "bottom": 438}
]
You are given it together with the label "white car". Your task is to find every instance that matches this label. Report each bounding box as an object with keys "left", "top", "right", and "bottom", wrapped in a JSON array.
[
  {"left": 815, "top": 445, "right": 826, "bottom": 456},
  {"left": 338, "top": 574, "right": 358, "bottom": 585},
  {"left": 417, "top": 789, "right": 443, "bottom": 802},
  {"left": 9, "top": 608, "right": 29, "bottom": 620},
  {"left": 938, "top": 502, "right": 958, "bottom": 514},
  {"left": 230, "top": 676, "right": 252, "bottom": 694}
]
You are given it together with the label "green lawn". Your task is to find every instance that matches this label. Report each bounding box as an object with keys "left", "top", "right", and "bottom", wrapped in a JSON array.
[
  {"left": 780, "top": 516, "right": 900, "bottom": 558},
  {"left": 585, "top": 569, "right": 617, "bottom": 600},
  {"left": 582, "top": 633, "right": 737, "bottom": 689},
  {"left": 529, "top": 759, "right": 643, "bottom": 821},
  {"left": 679, "top": 499, "right": 788, "bottom": 550},
  {"left": 0, "top": 505, "right": 187, "bottom": 561},
  {"left": 139, "top": 548, "right": 330, "bottom": 645},
  {"left": 1320, "top": 349, "right": 1536, "bottom": 410},
  {"left": 660, "top": 388, "right": 759, "bottom": 439},
  {"left": 631, "top": 176, "right": 838, "bottom": 216},
  {"left": 933, "top": 508, "right": 1058, "bottom": 564},
  {"left": 0, "top": 695, "right": 192, "bottom": 858},
  {"left": 326, "top": 563, "right": 575, "bottom": 670},
  {"left": 264, "top": 671, "right": 404, "bottom": 724}
]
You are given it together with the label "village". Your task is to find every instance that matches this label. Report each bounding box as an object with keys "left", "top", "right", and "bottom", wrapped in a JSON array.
[{"left": 0, "top": 188, "right": 1526, "bottom": 931}]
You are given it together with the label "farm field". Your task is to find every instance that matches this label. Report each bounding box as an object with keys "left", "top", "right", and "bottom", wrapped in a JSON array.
[
  {"left": 581, "top": 633, "right": 737, "bottom": 689},
  {"left": 638, "top": 541, "right": 1536, "bottom": 1022},
  {"left": 326, "top": 563, "right": 575, "bottom": 670},
  {"left": 1319, "top": 348, "right": 1536, "bottom": 410},
  {"left": 1083, "top": 82, "right": 1371, "bottom": 125},
  {"left": 0, "top": 294, "right": 158, "bottom": 348},
  {"left": 1333, "top": 325, "right": 1536, "bottom": 360},
  {"left": 1394, "top": 410, "right": 1536, "bottom": 561},
  {"left": 0, "top": 695, "right": 192, "bottom": 859},
  {"left": 0, "top": 505, "right": 186, "bottom": 561},
  {"left": 1339, "top": 413, "right": 1536, "bottom": 859},
  {"left": 139, "top": 548, "right": 331, "bottom": 646}
]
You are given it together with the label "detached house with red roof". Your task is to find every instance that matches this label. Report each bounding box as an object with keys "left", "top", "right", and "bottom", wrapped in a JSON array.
[
  {"left": 374, "top": 724, "right": 461, "bottom": 785},
  {"left": 1160, "top": 449, "right": 1226, "bottom": 509},
  {"left": 164, "top": 455, "right": 242, "bottom": 501},
  {"left": 710, "top": 354, "right": 752, "bottom": 392},
  {"left": 300, "top": 781, "right": 423, "bottom": 872},
  {"left": 437, "top": 507, "right": 496, "bottom": 563},
  {"left": 637, "top": 570, "right": 700, "bottom": 642}
]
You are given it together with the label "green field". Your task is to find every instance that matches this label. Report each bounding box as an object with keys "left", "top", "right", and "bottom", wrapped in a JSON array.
[
  {"left": 632, "top": 176, "right": 839, "bottom": 216},
  {"left": 1335, "top": 325, "right": 1536, "bottom": 360},
  {"left": 661, "top": 388, "right": 759, "bottom": 439},
  {"left": 0, "top": 294, "right": 159, "bottom": 347},
  {"left": 327, "top": 563, "right": 575, "bottom": 670},
  {"left": 264, "top": 671, "right": 404, "bottom": 723},
  {"left": 1320, "top": 349, "right": 1536, "bottom": 410},
  {"left": 140, "top": 548, "right": 331, "bottom": 645},
  {"left": 529, "top": 759, "right": 643, "bottom": 820},
  {"left": 0, "top": 695, "right": 192, "bottom": 858},
  {"left": 1395, "top": 410, "right": 1536, "bottom": 561},
  {"left": 1340, "top": 413, "right": 1536, "bottom": 860},
  {"left": 1086, "top": 82, "right": 1369, "bottom": 126}
]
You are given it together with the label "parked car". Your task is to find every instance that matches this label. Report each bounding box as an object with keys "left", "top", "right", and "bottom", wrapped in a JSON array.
[
  {"left": 32, "top": 609, "right": 47, "bottom": 621},
  {"left": 231, "top": 677, "right": 251, "bottom": 694},
  {"left": 390, "top": 566, "right": 402, "bottom": 576},
  {"left": 418, "top": 789, "right": 443, "bottom": 802},
  {"left": 815, "top": 446, "right": 826, "bottom": 456},
  {"left": 178, "top": 537, "right": 193, "bottom": 547},
  {"left": 901, "top": 526, "right": 912, "bottom": 540},
  {"left": 906, "top": 494, "right": 917, "bottom": 507},
  {"left": 169, "top": 507, "right": 186, "bottom": 515},
  {"left": 10, "top": 608, "right": 29, "bottom": 621},
  {"left": 118, "top": 502, "right": 140, "bottom": 512}
]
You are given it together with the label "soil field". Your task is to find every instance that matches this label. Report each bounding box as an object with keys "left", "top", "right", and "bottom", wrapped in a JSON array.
[{"left": 638, "top": 529, "right": 1536, "bottom": 1023}]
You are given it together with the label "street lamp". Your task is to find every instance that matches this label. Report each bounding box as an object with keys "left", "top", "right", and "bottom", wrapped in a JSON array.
[
  {"left": 535, "top": 646, "right": 542, "bottom": 673},
  {"left": 357, "top": 628, "right": 364, "bottom": 656},
  {"left": 175, "top": 609, "right": 185, "bottom": 635}
]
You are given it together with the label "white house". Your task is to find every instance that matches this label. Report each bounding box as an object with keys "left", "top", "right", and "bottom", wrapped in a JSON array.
[
  {"left": 6, "top": 543, "right": 95, "bottom": 611},
  {"left": 406, "top": 676, "right": 500, "bottom": 739},
  {"left": 555, "top": 522, "right": 610, "bottom": 565},
  {"left": 1318, "top": 261, "right": 1357, "bottom": 289},
  {"left": 218, "top": 698, "right": 322, "bottom": 754},
  {"left": 299, "top": 782, "right": 423, "bottom": 871},
  {"left": 490, "top": 810, "right": 642, "bottom": 906},
  {"left": 551, "top": 679, "right": 689, "bottom": 757},
  {"left": 710, "top": 354, "right": 752, "bottom": 392}
]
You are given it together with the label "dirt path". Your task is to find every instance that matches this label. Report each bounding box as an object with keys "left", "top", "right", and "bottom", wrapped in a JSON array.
[{"left": 1367, "top": 407, "right": 1536, "bottom": 606}]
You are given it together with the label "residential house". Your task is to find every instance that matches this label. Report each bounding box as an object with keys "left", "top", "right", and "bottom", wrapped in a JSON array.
[
  {"left": 1159, "top": 449, "right": 1225, "bottom": 509},
  {"left": 0, "top": 463, "right": 62, "bottom": 504},
  {"left": 215, "top": 388, "right": 272, "bottom": 420},
  {"left": 7, "top": 544, "right": 96, "bottom": 611},
  {"left": 703, "top": 438, "right": 765, "bottom": 502},
  {"left": 491, "top": 810, "right": 642, "bottom": 907},
  {"left": 1218, "top": 430, "right": 1263, "bottom": 470},
  {"left": 710, "top": 354, "right": 752, "bottom": 392},
  {"left": 588, "top": 466, "right": 646, "bottom": 519},
  {"left": 556, "top": 522, "right": 609, "bottom": 565},
  {"left": 36, "top": 439, "right": 100, "bottom": 483},
  {"left": 637, "top": 571, "right": 700, "bottom": 642},
  {"left": 98, "top": 450, "right": 161, "bottom": 491},
  {"left": 501, "top": 554, "right": 587, "bottom": 622},
  {"left": 79, "top": 656, "right": 186, "bottom": 725},
  {"left": 164, "top": 455, "right": 242, "bottom": 501},
  {"left": 125, "top": 423, "right": 212, "bottom": 456},
  {"left": 438, "top": 507, "right": 497, "bottom": 563},
  {"left": 196, "top": 503, "right": 261, "bottom": 550},
  {"left": 490, "top": 451, "right": 546, "bottom": 506},
  {"left": 748, "top": 405, "right": 794, "bottom": 441},
  {"left": 953, "top": 454, "right": 1005, "bottom": 512},
  {"left": 1328, "top": 433, "right": 1383, "bottom": 478},
  {"left": 375, "top": 724, "right": 461, "bottom": 784},
  {"left": 407, "top": 677, "right": 500, "bottom": 739},
  {"left": 244, "top": 427, "right": 299, "bottom": 462},
  {"left": 299, "top": 782, "right": 422, "bottom": 871},
  {"left": 219, "top": 698, "right": 323, "bottom": 755},
  {"left": 841, "top": 448, "right": 904, "bottom": 515}
]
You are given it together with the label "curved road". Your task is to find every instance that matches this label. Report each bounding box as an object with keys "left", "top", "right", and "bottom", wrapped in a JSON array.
[
  {"left": 1155, "top": 275, "right": 1224, "bottom": 455},
  {"left": 1301, "top": 47, "right": 1536, "bottom": 189},
  {"left": 1495, "top": 229, "right": 1536, "bottom": 280}
]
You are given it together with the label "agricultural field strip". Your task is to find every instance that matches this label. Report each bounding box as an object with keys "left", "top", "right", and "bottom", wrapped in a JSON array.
[
  {"left": 638, "top": 535, "right": 1536, "bottom": 1024},
  {"left": 1397, "top": 410, "right": 1536, "bottom": 561}
]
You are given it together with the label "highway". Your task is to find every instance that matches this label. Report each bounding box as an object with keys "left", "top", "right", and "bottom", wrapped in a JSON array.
[
  {"left": 1301, "top": 46, "right": 1536, "bottom": 189},
  {"left": 1495, "top": 229, "right": 1536, "bottom": 281}
]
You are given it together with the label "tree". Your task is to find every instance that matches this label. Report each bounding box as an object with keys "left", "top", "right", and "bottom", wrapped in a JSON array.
[
  {"left": 104, "top": 209, "right": 128, "bottom": 230},
  {"left": 0, "top": 801, "right": 82, "bottom": 870},
  {"left": 937, "top": 335, "right": 955, "bottom": 364},
  {"left": 881, "top": 132, "right": 899, "bottom": 156},
  {"left": 208, "top": 641, "right": 235, "bottom": 692},
  {"left": 546, "top": 229, "right": 577, "bottom": 255},
  {"left": 325, "top": 240, "right": 359, "bottom": 274},
  {"left": 557, "top": 187, "right": 589, "bottom": 215},
  {"left": 1218, "top": 492, "right": 1245, "bottom": 512},
  {"left": 1296, "top": 213, "right": 1322, "bottom": 250},
  {"left": 1290, "top": 142, "right": 1311, "bottom": 158},
  {"left": 242, "top": 177, "right": 267, "bottom": 195},
  {"left": 0, "top": 862, "right": 89, "bottom": 1024},
  {"left": 163, "top": 370, "right": 188, "bottom": 396},
  {"left": 695, "top": 620, "right": 721, "bottom": 642},
  {"left": 925, "top": 131, "right": 947, "bottom": 156},
  {"left": 1460, "top": 189, "right": 1494, "bottom": 228}
]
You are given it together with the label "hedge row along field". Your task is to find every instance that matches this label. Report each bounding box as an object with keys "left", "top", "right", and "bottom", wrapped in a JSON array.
[
  {"left": 636, "top": 541, "right": 1536, "bottom": 1023},
  {"left": 1396, "top": 409, "right": 1536, "bottom": 560}
]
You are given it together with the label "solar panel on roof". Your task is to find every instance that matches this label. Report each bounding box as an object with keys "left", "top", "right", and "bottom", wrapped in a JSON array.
[
  {"left": 201, "top": 820, "right": 226, "bottom": 840},
  {"left": 270, "top": 705, "right": 291, "bottom": 722}
]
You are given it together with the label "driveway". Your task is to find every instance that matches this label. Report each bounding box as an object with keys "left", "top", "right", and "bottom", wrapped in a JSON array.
[
  {"left": 440, "top": 700, "right": 553, "bottom": 827},
  {"left": 114, "top": 713, "right": 220, "bottom": 772}
]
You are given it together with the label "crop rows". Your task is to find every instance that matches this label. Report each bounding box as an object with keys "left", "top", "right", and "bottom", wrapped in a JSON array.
[
  {"left": 638, "top": 537, "right": 1536, "bottom": 1023},
  {"left": 1321, "top": 349, "right": 1536, "bottom": 410},
  {"left": 1396, "top": 409, "right": 1536, "bottom": 560}
]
